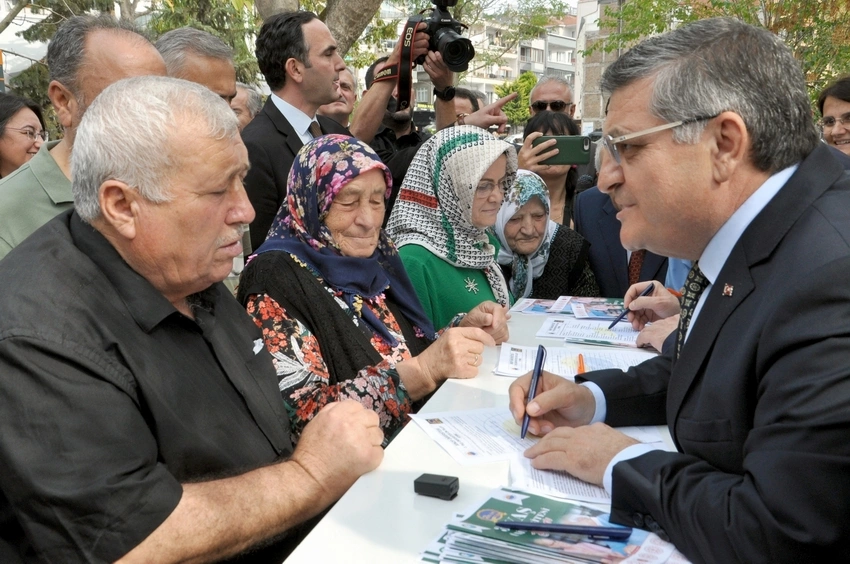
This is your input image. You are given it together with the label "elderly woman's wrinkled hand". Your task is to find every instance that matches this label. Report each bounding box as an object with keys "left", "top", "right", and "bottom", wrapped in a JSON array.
[
  {"left": 460, "top": 301, "right": 511, "bottom": 344},
  {"left": 417, "top": 326, "right": 496, "bottom": 387}
]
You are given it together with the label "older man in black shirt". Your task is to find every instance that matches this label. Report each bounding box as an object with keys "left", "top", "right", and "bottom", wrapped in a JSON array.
[{"left": 0, "top": 76, "right": 383, "bottom": 563}]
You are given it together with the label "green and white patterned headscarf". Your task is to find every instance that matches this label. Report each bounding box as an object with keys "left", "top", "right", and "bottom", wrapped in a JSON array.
[{"left": 386, "top": 126, "right": 517, "bottom": 306}]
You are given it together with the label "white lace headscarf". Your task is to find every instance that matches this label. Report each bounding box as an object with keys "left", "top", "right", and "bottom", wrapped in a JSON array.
[{"left": 386, "top": 126, "right": 517, "bottom": 306}]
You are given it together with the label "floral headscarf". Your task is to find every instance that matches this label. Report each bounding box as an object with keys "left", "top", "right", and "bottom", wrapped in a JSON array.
[
  {"left": 494, "top": 170, "right": 560, "bottom": 299},
  {"left": 385, "top": 125, "right": 517, "bottom": 306},
  {"left": 254, "top": 134, "right": 436, "bottom": 342}
]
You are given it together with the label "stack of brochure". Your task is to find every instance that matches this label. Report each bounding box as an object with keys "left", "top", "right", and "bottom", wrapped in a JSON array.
[
  {"left": 510, "top": 296, "right": 627, "bottom": 321},
  {"left": 421, "top": 487, "right": 687, "bottom": 564}
]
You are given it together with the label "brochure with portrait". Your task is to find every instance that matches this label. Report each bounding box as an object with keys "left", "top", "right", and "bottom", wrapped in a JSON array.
[
  {"left": 421, "top": 487, "right": 684, "bottom": 564},
  {"left": 568, "top": 297, "right": 626, "bottom": 321}
]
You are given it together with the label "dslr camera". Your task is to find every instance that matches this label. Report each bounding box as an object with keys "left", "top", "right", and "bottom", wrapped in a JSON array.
[{"left": 411, "top": 0, "right": 475, "bottom": 72}]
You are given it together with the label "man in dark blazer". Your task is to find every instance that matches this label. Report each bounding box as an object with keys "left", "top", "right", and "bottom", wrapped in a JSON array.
[
  {"left": 242, "top": 11, "right": 349, "bottom": 250},
  {"left": 573, "top": 186, "right": 668, "bottom": 297},
  {"left": 509, "top": 18, "right": 850, "bottom": 562}
]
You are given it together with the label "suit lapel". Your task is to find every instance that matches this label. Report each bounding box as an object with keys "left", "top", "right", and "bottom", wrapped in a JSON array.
[
  {"left": 666, "top": 145, "right": 845, "bottom": 434},
  {"left": 262, "top": 98, "right": 305, "bottom": 159},
  {"left": 667, "top": 247, "right": 754, "bottom": 431}
]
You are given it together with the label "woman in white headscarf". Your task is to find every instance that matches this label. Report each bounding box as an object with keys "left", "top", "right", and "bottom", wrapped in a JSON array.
[
  {"left": 386, "top": 126, "right": 516, "bottom": 328},
  {"left": 495, "top": 170, "right": 598, "bottom": 299}
]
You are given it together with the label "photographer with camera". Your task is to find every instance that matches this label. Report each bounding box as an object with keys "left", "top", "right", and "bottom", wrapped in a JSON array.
[{"left": 351, "top": 12, "right": 516, "bottom": 221}]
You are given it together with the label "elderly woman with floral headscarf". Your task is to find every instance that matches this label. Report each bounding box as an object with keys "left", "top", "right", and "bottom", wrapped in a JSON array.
[
  {"left": 385, "top": 126, "right": 517, "bottom": 329},
  {"left": 495, "top": 170, "right": 598, "bottom": 300},
  {"left": 238, "top": 135, "right": 508, "bottom": 444}
]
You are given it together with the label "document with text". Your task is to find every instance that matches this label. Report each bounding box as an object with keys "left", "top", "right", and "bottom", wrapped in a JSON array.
[
  {"left": 411, "top": 407, "right": 673, "bottom": 468},
  {"left": 536, "top": 316, "right": 641, "bottom": 347},
  {"left": 508, "top": 425, "right": 675, "bottom": 503},
  {"left": 494, "top": 343, "right": 655, "bottom": 378}
]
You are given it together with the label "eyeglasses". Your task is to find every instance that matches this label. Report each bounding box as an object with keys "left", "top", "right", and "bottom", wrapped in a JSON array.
[
  {"left": 475, "top": 179, "right": 509, "bottom": 198},
  {"left": 821, "top": 113, "right": 850, "bottom": 129},
  {"left": 530, "top": 100, "right": 571, "bottom": 113},
  {"left": 7, "top": 127, "right": 49, "bottom": 142},
  {"left": 601, "top": 114, "right": 719, "bottom": 165}
]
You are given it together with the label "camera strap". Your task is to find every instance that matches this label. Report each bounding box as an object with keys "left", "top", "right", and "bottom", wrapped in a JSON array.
[{"left": 372, "top": 17, "right": 423, "bottom": 111}]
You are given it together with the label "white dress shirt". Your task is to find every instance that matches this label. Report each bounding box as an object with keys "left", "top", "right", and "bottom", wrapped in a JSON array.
[{"left": 270, "top": 93, "right": 321, "bottom": 144}]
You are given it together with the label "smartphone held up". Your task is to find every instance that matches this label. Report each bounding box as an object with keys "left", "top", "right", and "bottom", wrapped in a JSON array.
[{"left": 531, "top": 135, "right": 592, "bottom": 166}]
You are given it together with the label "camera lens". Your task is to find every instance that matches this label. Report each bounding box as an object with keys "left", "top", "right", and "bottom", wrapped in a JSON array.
[{"left": 433, "top": 28, "right": 474, "bottom": 72}]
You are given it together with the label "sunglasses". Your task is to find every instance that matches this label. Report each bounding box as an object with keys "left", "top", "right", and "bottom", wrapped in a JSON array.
[{"left": 531, "top": 100, "right": 571, "bottom": 113}]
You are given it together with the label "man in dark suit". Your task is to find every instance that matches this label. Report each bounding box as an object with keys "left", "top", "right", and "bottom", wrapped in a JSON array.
[
  {"left": 509, "top": 18, "right": 850, "bottom": 562},
  {"left": 573, "top": 186, "right": 668, "bottom": 297},
  {"left": 242, "top": 11, "right": 349, "bottom": 250}
]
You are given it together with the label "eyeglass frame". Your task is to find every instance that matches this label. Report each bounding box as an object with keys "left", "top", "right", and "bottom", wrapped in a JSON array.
[
  {"left": 601, "top": 113, "right": 720, "bottom": 166},
  {"left": 6, "top": 126, "right": 49, "bottom": 142},
  {"left": 530, "top": 100, "right": 572, "bottom": 113},
  {"left": 820, "top": 113, "right": 850, "bottom": 129},
  {"left": 474, "top": 178, "right": 510, "bottom": 198}
]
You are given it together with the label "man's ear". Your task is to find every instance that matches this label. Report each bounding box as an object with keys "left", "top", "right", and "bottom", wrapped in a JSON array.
[
  {"left": 99, "top": 180, "right": 139, "bottom": 240},
  {"left": 285, "top": 58, "right": 304, "bottom": 85},
  {"left": 48, "top": 80, "right": 78, "bottom": 129},
  {"left": 710, "top": 111, "right": 748, "bottom": 185}
]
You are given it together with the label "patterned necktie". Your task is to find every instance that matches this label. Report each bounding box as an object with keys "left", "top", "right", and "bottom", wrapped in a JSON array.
[
  {"left": 628, "top": 249, "right": 646, "bottom": 286},
  {"left": 676, "top": 262, "right": 710, "bottom": 358},
  {"left": 308, "top": 121, "right": 322, "bottom": 139}
]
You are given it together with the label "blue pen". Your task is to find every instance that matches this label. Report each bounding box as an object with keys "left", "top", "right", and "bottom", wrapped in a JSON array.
[
  {"left": 608, "top": 282, "right": 655, "bottom": 330},
  {"left": 520, "top": 345, "right": 547, "bottom": 439},
  {"left": 496, "top": 521, "right": 633, "bottom": 541}
]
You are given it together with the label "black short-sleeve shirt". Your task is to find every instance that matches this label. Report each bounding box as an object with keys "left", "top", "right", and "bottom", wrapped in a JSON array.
[{"left": 0, "top": 212, "right": 293, "bottom": 563}]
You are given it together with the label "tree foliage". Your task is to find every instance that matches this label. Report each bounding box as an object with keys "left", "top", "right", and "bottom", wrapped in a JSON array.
[
  {"left": 8, "top": 0, "right": 261, "bottom": 119},
  {"left": 585, "top": 0, "right": 850, "bottom": 100},
  {"left": 495, "top": 70, "right": 537, "bottom": 126}
]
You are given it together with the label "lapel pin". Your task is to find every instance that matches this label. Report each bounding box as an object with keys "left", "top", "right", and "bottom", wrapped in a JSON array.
[{"left": 722, "top": 284, "right": 734, "bottom": 297}]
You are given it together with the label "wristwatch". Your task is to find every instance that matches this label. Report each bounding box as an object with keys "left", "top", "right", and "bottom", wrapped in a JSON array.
[{"left": 433, "top": 85, "right": 456, "bottom": 102}]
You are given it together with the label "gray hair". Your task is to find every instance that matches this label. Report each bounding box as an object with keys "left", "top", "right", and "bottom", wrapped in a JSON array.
[
  {"left": 155, "top": 27, "right": 234, "bottom": 78},
  {"left": 530, "top": 75, "right": 573, "bottom": 101},
  {"left": 236, "top": 82, "right": 264, "bottom": 118},
  {"left": 47, "top": 14, "right": 145, "bottom": 95},
  {"left": 601, "top": 17, "right": 820, "bottom": 173},
  {"left": 73, "top": 76, "right": 239, "bottom": 222}
]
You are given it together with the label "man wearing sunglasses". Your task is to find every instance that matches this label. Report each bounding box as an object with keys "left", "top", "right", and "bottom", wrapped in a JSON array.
[
  {"left": 528, "top": 75, "right": 575, "bottom": 117},
  {"left": 510, "top": 17, "right": 850, "bottom": 562}
]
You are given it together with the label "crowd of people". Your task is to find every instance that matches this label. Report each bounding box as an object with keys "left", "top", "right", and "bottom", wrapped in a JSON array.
[{"left": 0, "top": 10, "right": 849, "bottom": 564}]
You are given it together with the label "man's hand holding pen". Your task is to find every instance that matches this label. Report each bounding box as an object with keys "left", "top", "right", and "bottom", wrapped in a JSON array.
[
  {"left": 508, "top": 372, "right": 638, "bottom": 486},
  {"left": 509, "top": 372, "right": 596, "bottom": 436}
]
